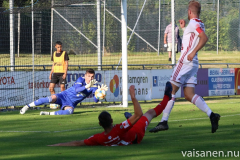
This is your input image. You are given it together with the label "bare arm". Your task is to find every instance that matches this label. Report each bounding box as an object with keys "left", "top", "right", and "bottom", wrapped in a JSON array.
[
  {"left": 128, "top": 85, "right": 143, "bottom": 125},
  {"left": 48, "top": 140, "right": 86, "bottom": 146},
  {"left": 49, "top": 63, "right": 54, "bottom": 80},
  {"left": 164, "top": 33, "right": 167, "bottom": 44},
  {"left": 62, "top": 61, "right": 68, "bottom": 79},
  {"left": 187, "top": 31, "right": 208, "bottom": 61}
]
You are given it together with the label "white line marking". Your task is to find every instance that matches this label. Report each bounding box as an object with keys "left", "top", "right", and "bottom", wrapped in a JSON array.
[{"left": 1, "top": 114, "right": 239, "bottom": 133}]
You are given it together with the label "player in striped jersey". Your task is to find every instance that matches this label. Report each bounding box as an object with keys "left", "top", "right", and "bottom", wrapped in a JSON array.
[
  {"left": 149, "top": 0, "right": 220, "bottom": 133},
  {"left": 20, "top": 68, "right": 108, "bottom": 115}
]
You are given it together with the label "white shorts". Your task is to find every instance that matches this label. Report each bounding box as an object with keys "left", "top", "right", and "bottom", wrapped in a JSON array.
[
  {"left": 167, "top": 43, "right": 177, "bottom": 52},
  {"left": 170, "top": 62, "right": 198, "bottom": 86}
]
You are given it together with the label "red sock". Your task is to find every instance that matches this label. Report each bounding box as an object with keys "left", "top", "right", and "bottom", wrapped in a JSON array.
[{"left": 154, "top": 95, "right": 170, "bottom": 116}]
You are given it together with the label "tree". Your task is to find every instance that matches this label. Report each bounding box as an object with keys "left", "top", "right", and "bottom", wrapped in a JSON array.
[
  {"left": 2, "top": 0, "right": 31, "bottom": 9},
  {"left": 104, "top": 11, "right": 120, "bottom": 53},
  {"left": 2, "top": 0, "right": 31, "bottom": 57},
  {"left": 219, "top": 8, "right": 239, "bottom": 51}
]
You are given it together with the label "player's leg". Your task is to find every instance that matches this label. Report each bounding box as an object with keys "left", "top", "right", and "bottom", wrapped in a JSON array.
[
  {"left": 184, "top": 86, "right": 210, "bottom": 113},
  {"left": 49, "top": 73, "right": 60, "bottom": 94},
  {"left": 149, "top": 62, "right": 188, "bottom": 132},
  {"left": 184, "top": 86, "right": 220, "bottom": 133},
  {"left": 60, "top": 84, "right": 65, "bottom": 92},
  {"left": 123, "top": 82, "right": 172, "bottom": 144},
  {"left": 40, "top": 106, "right": 74, "bottom": 115},
  {"left": 124, "top": 82, "right": 172, "bottom": 122},
  {"left": 168, "top": 51, "right": 171, "bottom": 61},
  {"left": 184, "top": 66, "right": 220, "bottom": 133},
  {"left": 40, "top": 94, "right": 74, "bottom": 116},
  {"left": 59, "top": 75, "right": 67, "bottom": 92},
  {"left": 143, "top": 81, "right": 172, "bottom": 123},
  {"left": 167, "top": 43, "right": 172, "bottom": 61},
  {"left": 49, "top": 83, "right": 56, "bottom": 95},
  {"left": 149, "top": 81, "right": 180, "bottom": 132},
  {"left": 20, "top": 95, "right": 57, "bottom": 114}
]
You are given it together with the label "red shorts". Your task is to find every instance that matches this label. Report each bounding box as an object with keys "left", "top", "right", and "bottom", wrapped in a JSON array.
[{"left": 128, "top": 116, "right": 149, "bottom": 144}]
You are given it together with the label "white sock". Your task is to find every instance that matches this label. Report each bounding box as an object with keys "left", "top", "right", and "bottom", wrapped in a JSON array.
[
  {"left": 160, "top": 94, "right": 175, "bottom": 122},
  {"left": 28, "top": 102, "right": 35, "bottom": 107},
  {"left": 191, "top": 94, "right": 212, "bottom": 117},
  {"left": 50, "top": 112, "right": 55, "bottom": 115}
]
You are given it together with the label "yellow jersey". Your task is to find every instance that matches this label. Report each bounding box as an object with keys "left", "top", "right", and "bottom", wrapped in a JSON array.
[{"left": 53, "top": 51, "right": 66, "bottom": 73}]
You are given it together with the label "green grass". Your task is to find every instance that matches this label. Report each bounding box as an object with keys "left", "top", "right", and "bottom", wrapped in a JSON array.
[
  {"left": 1, "top": 95, "right": 240, "bottom": 159},
  {"left": 1, "top": 51, "right": 240, "bottom": 71}
]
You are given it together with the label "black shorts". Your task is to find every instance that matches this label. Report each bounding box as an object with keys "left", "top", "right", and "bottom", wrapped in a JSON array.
[{"left": 50, "top": 73, "right": 67, "bottom": 85}]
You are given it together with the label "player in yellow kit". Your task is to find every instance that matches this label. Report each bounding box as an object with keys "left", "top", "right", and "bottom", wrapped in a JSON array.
[{"left": 49, "top": 41, "right": 69, "bottom": 94}]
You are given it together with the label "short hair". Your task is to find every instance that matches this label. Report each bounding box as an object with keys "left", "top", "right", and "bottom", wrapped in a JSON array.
[
  {"left": 98, "top": 111, "right": 112, "bottom": 129},
  {"left": 55, "top": 41, "right": 62, "bottom": 46},
  {"left": 86, "top": 68, "right": 95, "bottom": 75},
  {"left": 188, "top": 0, "right": 201, "bottom": 15}
]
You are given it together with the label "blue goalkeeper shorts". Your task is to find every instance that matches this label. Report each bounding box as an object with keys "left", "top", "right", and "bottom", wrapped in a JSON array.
[{"left": 55, "top": 93, "right": 75, "bottom": 110}]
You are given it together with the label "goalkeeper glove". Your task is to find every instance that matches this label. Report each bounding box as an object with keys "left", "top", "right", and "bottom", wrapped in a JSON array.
[
  {"left": 85, "top": 79, "right": 98, "bottom": 89},
  {"left": 98, "top": 84, "right": 108, "bottom": 91}
]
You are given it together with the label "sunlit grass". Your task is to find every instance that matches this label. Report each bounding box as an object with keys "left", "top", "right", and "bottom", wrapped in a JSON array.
[
  {"left": 1, "top": 51, "right": 240, "bottom": 71},
  {"left": 1, "top": 95, "right": 240, "bottom": 159}
]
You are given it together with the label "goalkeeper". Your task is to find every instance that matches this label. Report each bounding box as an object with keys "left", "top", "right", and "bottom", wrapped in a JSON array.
[{"left": 20, "top": 68, "right": 108, "bottom": 115}]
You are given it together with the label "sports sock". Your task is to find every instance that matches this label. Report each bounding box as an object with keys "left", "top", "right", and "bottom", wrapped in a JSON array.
[
  {"left": 191, "top": 94, "right": 212, "bottom": 117},
  {"left": 50, "top": 112, "right": 55, "bottom": 115},
  {"left": 28, "top": 96, "right": 52, "bottom": 107},
  {"left": 160, "top": 94, "right": 175, "bottom": 122},
  {"left": 154, "top": 95, "right": 170, "bottom": 117},
  {"left": 54, "top": 108, "right": 74, "bottom": 115}
]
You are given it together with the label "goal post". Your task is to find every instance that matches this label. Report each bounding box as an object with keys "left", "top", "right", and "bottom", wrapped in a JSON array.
[
  {"left": 171, "top": 0, "right": 176, "bottom": 65},
  {"left": 121, "top": 0, "right": 128, "bottom": 107},
  {"left": 1, "top": 0, "right": 237, "bottom": 108}
]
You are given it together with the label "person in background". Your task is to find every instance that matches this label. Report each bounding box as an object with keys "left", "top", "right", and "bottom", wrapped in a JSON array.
[
  {"left": 164, "top": 22, "right": 179, "bottom": 61},
  {"left": 49, "top": 41, "right": 69, "bottom": 95}
]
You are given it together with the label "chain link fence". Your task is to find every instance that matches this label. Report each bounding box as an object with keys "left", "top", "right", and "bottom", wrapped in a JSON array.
[
  {"left": 0, "top": 0, "right": 240, "bottom": 70},
  {"left": 0, "top": 0, "right": 240, "bottom": 107}
]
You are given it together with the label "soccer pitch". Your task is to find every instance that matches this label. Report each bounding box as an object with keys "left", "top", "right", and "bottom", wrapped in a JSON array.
[{"left": 1, "top": 96, "right": 240, "bottom": 160}]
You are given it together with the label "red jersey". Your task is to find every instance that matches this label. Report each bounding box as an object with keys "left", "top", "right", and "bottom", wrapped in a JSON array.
[
  {"left": 84, "top": 116, "right": 149, "bottom": 146},
  {"left": 84, "top": 119, "right": 136, "bottom": 146}
]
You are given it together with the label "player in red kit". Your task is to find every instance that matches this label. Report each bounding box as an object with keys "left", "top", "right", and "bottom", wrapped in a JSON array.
[{"left": 48, "top": 82, "right": 172, "bottom": 147}]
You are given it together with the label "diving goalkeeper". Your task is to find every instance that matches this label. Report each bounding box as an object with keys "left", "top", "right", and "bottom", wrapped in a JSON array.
[{"left": 20, "top": 68, "right": 108, "bottom": 115}]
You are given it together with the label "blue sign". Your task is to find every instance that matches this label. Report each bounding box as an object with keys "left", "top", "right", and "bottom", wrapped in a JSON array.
[
  {"left": 153, "top": 76, "right": 158, "bottom": 87},
  {"left": 208, "top": 68, "right": 235, "bottom": 96}
]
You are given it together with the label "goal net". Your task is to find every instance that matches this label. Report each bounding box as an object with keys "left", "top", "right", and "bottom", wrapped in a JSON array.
[{"left": 0, "top": 0, "right": 240, "bottom": 108}]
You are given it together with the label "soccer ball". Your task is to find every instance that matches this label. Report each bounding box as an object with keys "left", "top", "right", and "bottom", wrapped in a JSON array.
[
  {"left": 49, "top": 104, "right": 59, "bottom": 109},
  {"left": 95, "top": 88, "right": 106, "bottom": 100}
]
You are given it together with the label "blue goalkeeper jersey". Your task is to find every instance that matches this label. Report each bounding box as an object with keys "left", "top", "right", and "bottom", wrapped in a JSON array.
[{"left": 60, "top": 77, "right": 99, "bottom": 108}]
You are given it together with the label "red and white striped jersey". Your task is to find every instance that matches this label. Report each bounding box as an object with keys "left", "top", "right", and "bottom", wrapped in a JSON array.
[{"left": 179, "top": 18, "right": 205, "bottom": 67}]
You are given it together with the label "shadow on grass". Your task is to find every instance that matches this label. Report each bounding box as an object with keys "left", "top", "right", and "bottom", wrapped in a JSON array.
[
  {"left": 1, "top": 122, "right": 239, "bottom": 160},
  {"left": 149, "top": 95, "right": 240, "bottom": 104},
  {"left": 73, "top": 109, "right": 130, "bottom": 115}
]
